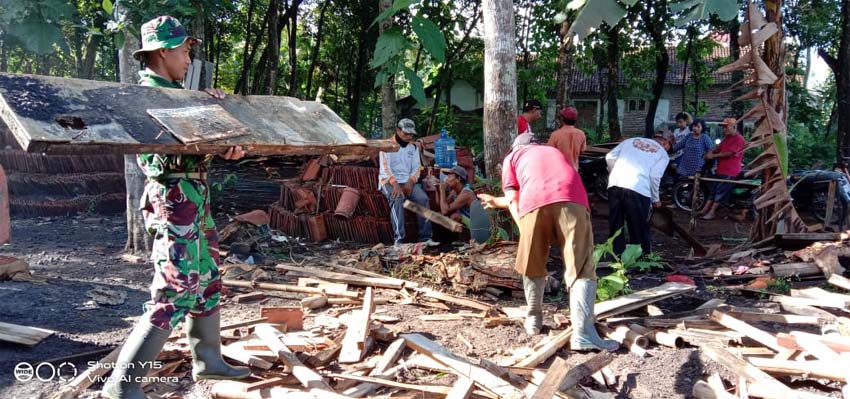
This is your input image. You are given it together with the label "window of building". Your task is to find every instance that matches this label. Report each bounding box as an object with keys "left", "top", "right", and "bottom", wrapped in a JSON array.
[{"left": 628, "top": 99, "right": 647, "bottom": 112}]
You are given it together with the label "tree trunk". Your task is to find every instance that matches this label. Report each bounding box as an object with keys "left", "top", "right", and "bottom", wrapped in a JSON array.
[
  {"left": 193, "top": 3, "right": 208, "bottom": 90},
  {"left": 827, "top": 0, "right": 850, "bottom": 167},
  {"left": 482, "top": 0, "right": 516, "bottom": 179},
  {"left": 643, "top": 0, "right": 670, "bottom": 137},
  {"left": 681, "top": 27, "right": 694, "bottom": 112},
  {"left": 729, "top": 14, "right": 746, "bottom": 117},
  {"left": 804, "top": 47, "right": 812, "bottom": 88},
  {"left": 305, "top": 0, "right": 329, "bottom": 99},
  {"left": 0, "top": 35, "right": 7, "bottom": 72},
  {"left": 287, "top": 0, "right": 301, "bottom": 97},
  {"left": 262, "top": 0, "right": 281, "bottom": 95},
  {"left": 606, "top": 23, "right": 621, "bottom": 141},
  {"left": 554, "top": 19, "right": 574, "bottom": 122},
  {"left": 236, "top": 0, "right": 257, "bottom": 95},
  {"left": 379, "top": 0, "right": 398, "bottom": 138},
  {"left": 81, "top": 35, "right": 100, "bottom": 80},
  {"left": 348, "top": 38, "right": 368, "bottom": 130},
  {"left": 116, "top": 1, "right": 149, "bottom": 255}
]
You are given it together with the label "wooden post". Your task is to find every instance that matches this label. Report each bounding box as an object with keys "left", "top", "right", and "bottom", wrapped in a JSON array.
[
  {"left": 531, "top": 357, "right": 570, "bottom": 399},
  {"left": 339, "top": 287, "right": 374, "bottom": 363},
  {"left": 403, "top": 199, "right": 464, "bottom": 233},
  {"left": 826, "top": 180, "right": 837, "bottom": 228}
]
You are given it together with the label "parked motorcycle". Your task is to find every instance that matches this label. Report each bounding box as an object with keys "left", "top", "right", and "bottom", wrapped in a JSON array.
[
  {"left": 672, "top": 170, "right": 850, "bottom": 226},
  {"left": 578, "top": 155, "right": 610, "bottom": 200}
]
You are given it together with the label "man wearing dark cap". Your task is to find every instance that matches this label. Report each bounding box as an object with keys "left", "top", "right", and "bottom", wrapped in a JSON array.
[
  {"left": 547, "top": 106, "right": 587, "bottom": 170},
  {"left": 438, "top": 165, "right": 477, "bottom": 222},
  {"left": 103, "top": 16, "right": 250, "bottom": 399},
  {"left": 699, "top": 117, "right": 746, "bottom": 220},
  {"left": 378, "top": 118, "right": 436, "bottom": 246},
  {"left": 517, "top": 99, "right": 543, "bottom": 136},
  {"left": 478, "top": 134, "right": 618, "bottom": 351}
]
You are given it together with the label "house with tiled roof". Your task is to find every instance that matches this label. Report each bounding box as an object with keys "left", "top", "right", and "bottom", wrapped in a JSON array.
[{"left": 566, "top": 45, "right": 736, "bottom": 137}]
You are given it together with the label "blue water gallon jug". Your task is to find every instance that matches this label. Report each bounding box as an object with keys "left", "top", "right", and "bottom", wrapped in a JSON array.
[{"left": 434, "top": 128, "right": 456, "bottom": 168}]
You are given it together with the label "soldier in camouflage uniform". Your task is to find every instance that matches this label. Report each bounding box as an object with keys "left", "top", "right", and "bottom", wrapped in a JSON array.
[{"left": 103, "top": 16, "right": 250, "bottom": 399}]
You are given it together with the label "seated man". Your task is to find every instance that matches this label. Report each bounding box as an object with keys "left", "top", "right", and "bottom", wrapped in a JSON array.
[
  {"left": 438, "top": 165, "right": 477, "bottom": 222},
  {"left": 378, "top": 118, "right": 436, "bottom": 246}
]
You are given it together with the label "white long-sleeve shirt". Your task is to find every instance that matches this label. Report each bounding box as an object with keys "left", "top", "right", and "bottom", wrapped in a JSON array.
[
  {"left": 378, "top": 142, "right": 421, "bottom": 188},
  {"left": 605, "top": 138, "right": 669, "bottom": 203}
]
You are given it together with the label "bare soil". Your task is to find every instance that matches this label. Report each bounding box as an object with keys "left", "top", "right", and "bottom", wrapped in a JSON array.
[{"left": 0, "top": 202, "right": 838, "bottom": 398}]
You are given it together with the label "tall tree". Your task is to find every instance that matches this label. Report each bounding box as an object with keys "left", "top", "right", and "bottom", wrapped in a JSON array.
[
  {"left": 606, "top": 23, "right": 622, "bottom": 141},
  {"left": 820, "top": 0, "right": 850, "bottom": 167},
  {"left": 482, "top": 0, "right": 516, "bottom": 178},
  {"left": 554, "top": 17, "right": 575, "bottom": 115},
  {"left": 640, "top": 0, "right": 671, "bottom": 137},
  {"left": 304, "top": 0, "right": 330, "bottom": 100},
  {"left": 115, "top": 0, "right": 149, "bottom": 255},
  {"left": 378, "top": 0, "right": 398, "bottom": 138}
]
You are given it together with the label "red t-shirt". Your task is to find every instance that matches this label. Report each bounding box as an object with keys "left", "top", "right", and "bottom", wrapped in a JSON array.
[
  {"left": 715, "top": 133, "right": 746, "bottom": 177},
  {"left": 517, "top": 115, "right": 531, "bottom": 135},
  {"left": 501, "top": 145, "right": 589, "bottom": 218}
]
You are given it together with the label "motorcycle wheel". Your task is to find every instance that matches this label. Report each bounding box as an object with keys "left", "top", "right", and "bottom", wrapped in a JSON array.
[
  {"left": 673, "top": 181, "right": 706, "bottom": 212},
  {"left": 595, "top": 174, "right": 609, "bottom": 201}
]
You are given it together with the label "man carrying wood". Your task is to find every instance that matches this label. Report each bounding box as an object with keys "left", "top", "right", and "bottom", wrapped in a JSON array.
[
  {"left": 479, "top": 135, "right": 618, "bottom": 351},
  {"left": 378, "top": 118, "right": 437, "bottom": 246},
  {"left": 103, "top": 16, "right": 250, "bottom": 399}
]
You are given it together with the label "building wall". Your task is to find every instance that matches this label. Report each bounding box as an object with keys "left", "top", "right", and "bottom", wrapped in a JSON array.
[{"left": 568, "top": 84, "right": 734, "bottom": 137}]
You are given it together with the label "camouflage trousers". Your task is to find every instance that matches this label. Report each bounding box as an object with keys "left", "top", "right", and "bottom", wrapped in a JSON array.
[{"left": 141, "top": 177, "right": 221, "bottom": 330}]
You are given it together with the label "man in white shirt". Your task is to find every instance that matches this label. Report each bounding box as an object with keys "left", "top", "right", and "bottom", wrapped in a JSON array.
[
  {"left": 378, "top": 119, "right": 435, "bottom": 246},
  {"left": 605, "top": 136, "right": 671, "bottom": 255}
]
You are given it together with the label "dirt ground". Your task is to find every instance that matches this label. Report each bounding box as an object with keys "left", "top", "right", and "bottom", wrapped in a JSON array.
[{"left": 0, "top": 203, "right": 834, "bottom": 399}]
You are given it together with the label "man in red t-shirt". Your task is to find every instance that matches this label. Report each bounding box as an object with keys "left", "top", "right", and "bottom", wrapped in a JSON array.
[
  {"left": 479, "top": 134, "right": 617, "bottom": 351},
  {"left": 517, "top": 99, "right": 542, "bottom": 136},
  {"left": 700, "top": 117, "right": 746, "bottom": 220}
]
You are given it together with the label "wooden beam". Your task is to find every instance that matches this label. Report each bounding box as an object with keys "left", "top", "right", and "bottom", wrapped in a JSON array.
[
  {"left": 339, "top": 287, "right": 374, "bottom": 363},
  {"left": 221, "top": 343, "right": 274, "bottom": 370},
  {"left": 0, "top": 321, "right": 53, "bottom": 346},
  {"left": 403, "top": 200, "right": 463, "bottom": 233},
  {"left": 724, "top": 311, "right": 822, "bottom": 325},
  {"left": 446, "top": 378, "right": 476, "bottom": 399},
  {"left": 771, "top": 294, "right": 848, "bottom": 310},
  {"left": 709, "top": 311, "right": 784, "bottom": 352},
  {"left": 254, "top": 324, "right": 334, "bottom": 392},
  {"left": 700, "top": 345, "right": 795, "bottom": 398},
  {"left": 223, "top": 279, "right": 359, "bottom": 299},
  {"left": 790, "top": 287, "right": 850, "bottom": 308},
  {"left": 771, "top": 262, "right": 822, "bottom": 278},
  {"left": 531, "top": 357, "right": 570, "bottom": 399},
  {"left": 401, "top": 333, "right": 526, "bottom": 399},
  {"left": 414, "top": 287, "right": 494, "bottom": 313},
  {"left": 746, "top": 357, "right": 847, "bottom": 381},
  {"left": 559, "top": 352, "right": 614, "bottom": 392},
  {"left": 276, "top": 264, "right": 405, "bottom": 289},
  {"left": 515, "top": 328, "right": 573, "bottom": 368},
  {"left": 329, "top": 373, "right": 452, "bottom": 395},
  {"left": 829, "top": 274, "right": 850, "bottom": 292},
  {"left": 594, "top": 282, "right": 696, "bottom": 320}
]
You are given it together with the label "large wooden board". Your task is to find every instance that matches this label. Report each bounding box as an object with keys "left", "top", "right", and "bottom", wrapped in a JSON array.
[
  {"left": 0, "top": 321, "right": 53, "bottom": 346},
  {"left": 147, "top": 104, "right": 250, "bottom": 144},
  {"left": 594, "top": 282, "right": 696, "bottom": 320},
  {"left": 0, "top": 73, "right": 396, "bottom": 156}
]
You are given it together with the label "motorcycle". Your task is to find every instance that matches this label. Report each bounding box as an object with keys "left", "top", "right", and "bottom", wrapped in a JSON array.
[
  {"left": 578, "top": 155, "right": 610, "bottom": 201},
  {"left": 672, "top": 170, "right": 850, "bottom": 226}
]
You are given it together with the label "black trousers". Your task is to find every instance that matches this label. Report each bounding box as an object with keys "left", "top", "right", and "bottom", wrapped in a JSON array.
[{"left": 608, "top": 186, "right": 652, "bottom": 256}]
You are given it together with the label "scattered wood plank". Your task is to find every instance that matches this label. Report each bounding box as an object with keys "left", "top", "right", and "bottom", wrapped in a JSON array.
[
  {"left": 559, "top": 352, "right": 614, "bottom": 391},
  {"left": 221, "top": 343, "right": 274, "bottom": 370},
  {"left": 339, "top": 287, "right": 374, "bottom": 363},
  {"left": 777, "top": 331, "right": 850, "bottom": 353},
  {"left": 776, "top": 299, "right": 839, "bottom": 324},
  {"left": 254, "top": 324, "right": 334, "bottom": 392},
  {"left": 446, "top": 378, "right": 476, "bottom": 399},
  {"left": 418, "top": 312, "right": 486, "bottom": 321},
  {"left": 0, "top": 321, "right": 53, "bottom": 346},
  {"left": 515, "top": 328, "right": 572, "bottom": 368},
  {"left": 771, "top": 294, "right": 848, "bottom": 311},
  {"left": 300, "top": 295, "right": 328, "bottom": 310},
  {"left": 485, "top": 317, "right": 523, "bottom": 328},
  {"left": 259, "top": 307, "right": 303, "bottom": 331},
  {"left": 747, "top": 383, "right": 834, "bottom": 399},
  {"left": 745, "top": 357, "right": 847, "bottom": 382},
  {"left": 828, "top": 274, "right": 850, "bottom": 292},
  {"left": 699, "top": 344, "right": 795, "bottom": 398},
  {"left": 725, "top": 311, "right": 822, "bottom": 325},
  {"left": 401, "top": 333, "right": 526, "bottom": 399},
  {"left": 244, "top": 376, "right": 297, "bottom": 392},
  {"left": 233, "top": 292, "right": 267, "bottom": 304},
  {"left": 709, "top": 311, "right": 784, "bottom": 352},
  {"left": 343, "top": 339, "right": 406, "bottom": 397},
  {"left": 329, "top": 373, "right": 452, "bottom": 395},
  {"left": 297, "top": 278, "right": 349, "bottom": 293},
  {"left": 771, "top": 262, "right": 823, "bottom": 278},
  {"left": 51, "top": 346, "right": 121, "bottom": 399},
  {"left": 594, "top": 282, "right": 696, "bottom": 320},
  {"left": 790, "top": 287, "right": 850, "bottom": 308},
  {"left": 276, "top": 265, "right": 404, "bottom": 289},
  {"left": 693, "top": 380, "right": 736, "bottom": 399},
  {"left": 531, "top": 357, "right": 571, "bottom": 399},
  {"left": 223, "top": 279, "right": 359, "bottom": 299},
  {"left": 403, "top": 200, "right": 464, "bottom": 233},
  {"left": 414, "top": 287, "right": 495, "bottom": 313}
]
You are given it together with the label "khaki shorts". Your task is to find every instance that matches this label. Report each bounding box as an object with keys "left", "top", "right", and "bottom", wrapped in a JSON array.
[{"left": 515, "top": 202, "right": 596, "bottom": 288}]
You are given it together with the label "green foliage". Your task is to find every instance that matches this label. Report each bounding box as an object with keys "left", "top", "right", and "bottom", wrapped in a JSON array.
[
  {"left": 372, "top": 0, "right": 420, "bottom": 27},
  {"left": 411, "top": 15, "right": 445, "bottom": 62},
  {"left": 0, "top": 0, "right": 75, "bottom": 54},
  {"left": 371, "top": 27, "right": 409, "bottom": 69},
  {"left": 669, "top": 0, "right": 739, "bottom": 26},
  {"left": 212, "top": 173, "right": 237, "bottom": 193},
  {"left": 593, "top": 229, "right": 666, "bottom": 301},
  {"left": 766, "top": 276, "right": 791, "bottom": 295}
]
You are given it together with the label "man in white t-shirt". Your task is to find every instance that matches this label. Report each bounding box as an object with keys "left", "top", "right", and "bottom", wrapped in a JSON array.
[
  {"left": 605, "top": 136, "right": 671, "bottom": 256},
  {"left": 378, "top": 119, "right": 436, "bottom": 246}
]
